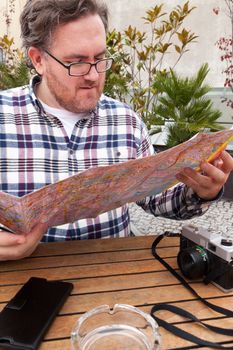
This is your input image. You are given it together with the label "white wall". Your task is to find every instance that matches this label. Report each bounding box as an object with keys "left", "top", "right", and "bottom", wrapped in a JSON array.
[
  {"left": 104, "top": 0, "right": 231, "bottom": 88},
  {"left": 0, "top": 0, "right": 231, "bottom": 87},
  {"left": 0, "top": 0, "right": 25, "bottom": 45},
  {"left": 104, "top": 0, "right": 233, "bottom": 124},
  {"left": 0, "top": 0, "right": 232, "bottom": 123}
]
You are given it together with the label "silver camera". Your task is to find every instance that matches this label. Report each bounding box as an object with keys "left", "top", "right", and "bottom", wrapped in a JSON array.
[{"left": 178, "top": 224, "right": 233, "bottom": 292}]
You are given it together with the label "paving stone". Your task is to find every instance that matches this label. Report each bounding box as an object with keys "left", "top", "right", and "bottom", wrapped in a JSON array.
[{"left": 129, "top": 200, "right": 233, "bottom": 237}]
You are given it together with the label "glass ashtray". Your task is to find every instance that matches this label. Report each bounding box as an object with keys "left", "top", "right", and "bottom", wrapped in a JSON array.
[{"left": 71, "top": 304, "right": 161, "bottom": 350}]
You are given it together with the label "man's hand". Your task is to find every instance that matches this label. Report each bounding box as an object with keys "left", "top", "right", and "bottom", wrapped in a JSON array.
[
  {"left": 0, "top": 223, "right": 48, "bottom": 261},
  {"left": 176, "top": 150, "right": 233, "bottom": 200}
]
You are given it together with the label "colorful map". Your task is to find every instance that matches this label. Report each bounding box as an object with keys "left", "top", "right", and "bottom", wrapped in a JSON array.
[{"left": 0, "top": 129, "right": 233, "bottom": 234}]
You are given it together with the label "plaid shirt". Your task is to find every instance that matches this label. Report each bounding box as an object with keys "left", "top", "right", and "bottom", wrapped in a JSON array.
[{"left": 0, "top": 76, "right": 210, "bottom": 241}]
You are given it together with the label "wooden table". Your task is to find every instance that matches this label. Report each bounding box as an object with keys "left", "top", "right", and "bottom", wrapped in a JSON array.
[{"left": 0, "top": 235, "right": 233, "bottom": 349}]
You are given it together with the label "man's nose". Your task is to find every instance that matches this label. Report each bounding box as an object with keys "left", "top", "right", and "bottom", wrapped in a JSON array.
[{"left": 84, "top": 64, "right": 100, "bottom": 81}]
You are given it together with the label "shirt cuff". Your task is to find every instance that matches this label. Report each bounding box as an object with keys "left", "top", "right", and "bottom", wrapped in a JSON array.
[{"left": 191, "top": 186, "right": 224, "bottom": 204}]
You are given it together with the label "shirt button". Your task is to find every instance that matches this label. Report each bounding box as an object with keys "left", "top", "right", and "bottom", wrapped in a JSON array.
[{"left": 70, "top": 150, "right": 74, "bottom": 155}]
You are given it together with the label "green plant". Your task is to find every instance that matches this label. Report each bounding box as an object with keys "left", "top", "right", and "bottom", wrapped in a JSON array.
[
  {"left": 152, "top": 63, "right": 224, "bottom": 148},
  {"left": 0, "top": 35, "right": 30, "bottom": 90},
  {"left": 105, "top": 2, "right": 198, "bottom": 130}
]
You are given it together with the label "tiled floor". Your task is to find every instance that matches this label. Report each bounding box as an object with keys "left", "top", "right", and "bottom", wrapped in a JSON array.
[{"left": 129, "top": 199, "right": 233, "bottom": 237}]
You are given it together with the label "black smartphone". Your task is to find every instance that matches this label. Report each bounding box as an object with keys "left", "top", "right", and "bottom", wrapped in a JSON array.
[{"left": 0, "top": 277, "right": 73, "bottom": 349}]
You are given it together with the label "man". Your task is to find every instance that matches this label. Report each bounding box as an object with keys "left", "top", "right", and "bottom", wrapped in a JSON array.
[{"left": 0, "top": 0, "right": 232, "bottom": 261}]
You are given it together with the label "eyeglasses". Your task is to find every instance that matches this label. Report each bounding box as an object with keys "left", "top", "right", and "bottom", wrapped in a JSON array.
[{"left": 44, "top": 50, "right": 114, "bottom": 76}]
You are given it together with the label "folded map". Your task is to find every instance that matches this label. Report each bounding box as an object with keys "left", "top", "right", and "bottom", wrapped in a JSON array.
[{"left": 0, "top": 129, "right": 233, "bottom": 234}]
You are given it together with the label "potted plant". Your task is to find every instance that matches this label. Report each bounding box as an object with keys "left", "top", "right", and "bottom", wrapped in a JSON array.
[
  {"left": 105, "top": 2, "right": 198, "bottom": 131},
  {"left": 152, "top": 63, "right": 224, "bottom": 148}
]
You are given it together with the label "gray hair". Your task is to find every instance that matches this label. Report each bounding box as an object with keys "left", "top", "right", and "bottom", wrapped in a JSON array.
[{"left": 20, "top": 0, "right": 108, "bottom": 65}]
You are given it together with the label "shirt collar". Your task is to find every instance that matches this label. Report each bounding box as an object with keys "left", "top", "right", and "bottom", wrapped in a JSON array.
[{"left": 29, "top": 75, "right": 46, "bottom": 115}]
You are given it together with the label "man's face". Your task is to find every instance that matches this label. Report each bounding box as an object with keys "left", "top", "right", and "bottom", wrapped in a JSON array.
[{"left": 37, "top": 14, "right": 107, "bottom": 113}]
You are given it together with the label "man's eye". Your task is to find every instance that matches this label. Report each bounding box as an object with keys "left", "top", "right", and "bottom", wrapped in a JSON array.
[{"left": 66, "top": 60, "right": 82, "bottom": 64}]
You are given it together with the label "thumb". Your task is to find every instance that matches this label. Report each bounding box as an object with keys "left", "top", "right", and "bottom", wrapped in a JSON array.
[
  {"left": 26, "top": 222, "right": 48, "bottom": 244},
  {"left": 220, "top": 150, "right": 233, "bottom": 174}
]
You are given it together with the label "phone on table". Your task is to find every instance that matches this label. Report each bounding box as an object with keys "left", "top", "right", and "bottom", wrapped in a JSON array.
[{"left": 0, "top": 277, "right": 73, "bottom": 349}]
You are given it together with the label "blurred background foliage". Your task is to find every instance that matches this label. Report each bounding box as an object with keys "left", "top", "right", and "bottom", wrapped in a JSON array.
[
  {"left": 105, "top": 2, "right": 198, "bottom": 131},
  {"left": 0, "top": 35, "right": 29, "bottom": 90},
  {"left": 0, "top": 1, "right": 223, "bottom": 147}
]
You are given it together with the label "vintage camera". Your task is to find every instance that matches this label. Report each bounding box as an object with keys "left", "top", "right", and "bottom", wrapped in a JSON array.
[{"left": 177, "top": 225, "right": 233, "bottom": 292}]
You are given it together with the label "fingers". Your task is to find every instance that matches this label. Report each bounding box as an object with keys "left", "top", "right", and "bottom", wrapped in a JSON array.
[
  {"left": 26, "top": 222, "right": 48, "bottom": 242},
  {"left": 200, "top": 162, "right": 226, "bottom": 185},
  {"left": 217, "top": 150, "right": 233, "bottom": 173},
  {"left": 176, "top": 169, "right": 204, "bottom": 194},
  {"left": 177, "top": 151, "right": 233, "bottom": 184},
  {"left": 176, "top": 153, "right": 232, "bottom": 200},
  {"left": 212, "top": 158, "right": 223, "bottom": 168},
  {"left": 0, "top": 230, "right": 26, "bottom": 247},
  {"left": 0, "top": 222, "right": 48, "bottom": 261}
]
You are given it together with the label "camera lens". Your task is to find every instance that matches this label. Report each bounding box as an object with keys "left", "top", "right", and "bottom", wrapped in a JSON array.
[{"left": 177, "top": 245, "right": 209, "bottom": 279}]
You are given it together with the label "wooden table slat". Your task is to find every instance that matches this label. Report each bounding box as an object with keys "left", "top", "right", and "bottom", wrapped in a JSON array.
[
  {"left": 44, "top": 297, "right": 233, "bottom": 340},
  {"left": 30, "top": 236, "right": 179, "bottom": 257},
  {"left": 0, "top": 246, "right": 179, "bottom": 272},
  {"left": 0, "top": 236, "right": 232, "bottom": 350},
  {"left": 0, "top": 257, "right": 179, "bottom": 285}
]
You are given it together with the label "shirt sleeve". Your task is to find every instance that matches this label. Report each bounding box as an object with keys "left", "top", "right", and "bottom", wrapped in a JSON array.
[{"left": 136, "top": 183, "right": 223, "bottom": 220}]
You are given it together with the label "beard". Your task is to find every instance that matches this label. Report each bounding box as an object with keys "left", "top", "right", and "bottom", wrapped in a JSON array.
[{"left": 45, "top": 67, "right": 104, "bottom": 113}]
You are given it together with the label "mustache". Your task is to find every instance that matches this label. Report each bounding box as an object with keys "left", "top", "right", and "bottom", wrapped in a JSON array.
[{"left": 80, "top": 82, "right": 98, "bottom": 88}]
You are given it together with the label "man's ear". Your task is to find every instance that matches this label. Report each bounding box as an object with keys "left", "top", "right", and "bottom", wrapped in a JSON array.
[{"left": 28, "top": 47, "right": 45, "bottom": 75}]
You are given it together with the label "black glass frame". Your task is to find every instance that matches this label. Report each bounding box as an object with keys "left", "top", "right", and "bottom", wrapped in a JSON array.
[{"left": 44, "top": 50, "right": 114, "bottom": 76}]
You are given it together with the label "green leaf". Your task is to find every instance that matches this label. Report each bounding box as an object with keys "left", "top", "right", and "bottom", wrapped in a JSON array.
[
  {"left": 105, "top": 2, "right": 198, "bottom": 128},
  {"left": 175, "top": 45, "right": 181, "bottom": 53},
  {"left": 152, "top": 63, "right": 223, "bottom": 147}
]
